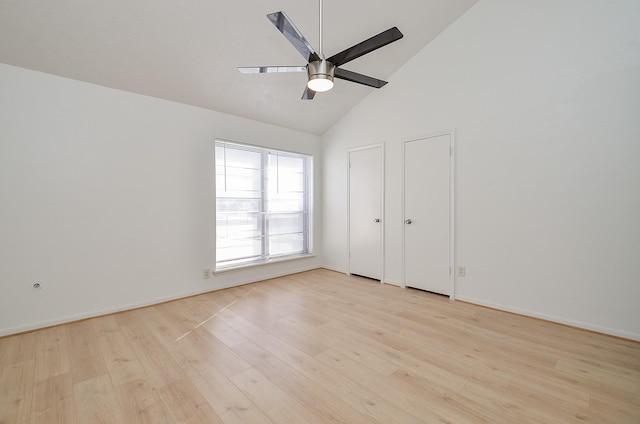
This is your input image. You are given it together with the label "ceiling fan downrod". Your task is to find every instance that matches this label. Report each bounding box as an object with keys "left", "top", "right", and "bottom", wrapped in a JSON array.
[
  {"left": 319, "top": 0, "right": 324, "bottom": 58},
  {"left": 307, "top": 0, "right": 335, "bottom": 92}
]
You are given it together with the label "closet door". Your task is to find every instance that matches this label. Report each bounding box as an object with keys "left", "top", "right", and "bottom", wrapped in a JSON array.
[
  {"left": 404, "top": 134, "right": 451, "bottom": 295},
  {"left": 349, "top": 145, "right": 383, "bottom": 280}
]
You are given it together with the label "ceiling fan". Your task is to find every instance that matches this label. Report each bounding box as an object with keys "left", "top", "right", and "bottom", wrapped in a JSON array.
[{"left": 239, "top": 0, "right": 403, "bottom": 100}]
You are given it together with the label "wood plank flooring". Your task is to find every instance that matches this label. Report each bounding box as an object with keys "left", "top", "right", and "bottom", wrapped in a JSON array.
[{"left": 1, "top": 268, "right": 639, "bottom": 423}]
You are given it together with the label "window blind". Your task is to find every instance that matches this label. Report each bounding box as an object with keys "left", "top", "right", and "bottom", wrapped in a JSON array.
[{"left": 215, "top": 141, "right": 311, "bottom": 269}]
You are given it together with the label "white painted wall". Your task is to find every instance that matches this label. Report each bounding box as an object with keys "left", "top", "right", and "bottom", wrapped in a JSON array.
[
  {"left": 322, "top": 0, "right": 640, "bottom": 339},
  {"left": 0, "top": 63, "right": 322, "bottom": 336}
]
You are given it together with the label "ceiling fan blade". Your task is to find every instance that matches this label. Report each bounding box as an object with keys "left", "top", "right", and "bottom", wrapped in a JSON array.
[
  {"left": 334, "top": 68, "right": 388, "bottom": 88},
  {"left": 238, "top": 66, "right": 307, "bottom": 74},
  {"left": 302, "top": 86, "right": 316, "bottom": 100},
  {"left": 267, "top": 12, "right": 320, "bottom": 63},
  {"left": 328, "top": 27, "right": 403, "bottom": 67}
]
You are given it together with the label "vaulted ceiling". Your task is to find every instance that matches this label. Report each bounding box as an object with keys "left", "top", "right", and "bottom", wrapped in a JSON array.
[{"left": 0, "top": 0, "right": 478, "bottom": 135}]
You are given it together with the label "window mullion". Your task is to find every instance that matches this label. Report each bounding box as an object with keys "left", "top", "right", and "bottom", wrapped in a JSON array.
[
  {"left": 261, "top": 150, "right": 269, "bottom": 261},
  {"left": 303, "top": 156, "right": 309, "bottom": 254}
]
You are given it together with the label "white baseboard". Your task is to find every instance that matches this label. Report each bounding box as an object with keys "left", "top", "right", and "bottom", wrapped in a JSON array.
[
  {"left": 321, "top": 267, "right": 402, "bottom": 287},
  {"left": 456, "top": 295, "right": 640, "bottom": 342},
  {"left": 7, "top": 269, "right": 636, "bottom": 342},
  {"left": 320, "top": 265, "right": 348, "bottom": 274},
  {"left": 0, "top": 264, "right": 322, "bottom": 337}
]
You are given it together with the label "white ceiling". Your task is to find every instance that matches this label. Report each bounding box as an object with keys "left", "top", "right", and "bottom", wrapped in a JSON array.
[{"left": 0, "top": 0, "right": 477, "bottom": 135}]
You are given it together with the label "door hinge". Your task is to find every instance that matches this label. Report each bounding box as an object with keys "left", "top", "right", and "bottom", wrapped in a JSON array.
[{"left": 449, "top": 267, "right": 452, "bottom": 275}]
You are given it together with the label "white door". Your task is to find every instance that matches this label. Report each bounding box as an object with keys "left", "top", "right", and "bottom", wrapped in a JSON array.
[
  {"left": 349, "top": 146, "right": 383, "bottom": 280},
  {"left": 404, "top": 134, "right": 452, "bottom": 295}
]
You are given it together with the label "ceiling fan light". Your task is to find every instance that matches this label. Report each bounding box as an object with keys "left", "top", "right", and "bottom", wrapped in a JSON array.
[
  {"left": 307, "top": 75, "right": 334, "bottom": 92},
  {"left": 307, "top": 59, "right": 335, "bottom": 92}
]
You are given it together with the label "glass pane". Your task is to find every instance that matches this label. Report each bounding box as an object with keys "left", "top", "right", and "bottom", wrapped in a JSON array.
[
  {"left": 269, "top": 154, "right": 303, "bottom": 172},
  {"left": 217, "top": 198, "right": 261, "bottom": 213},
  {"left": 217, "top": 167, "right": 262, "bottom": 193},
  {"left": 268, "top": 212, "right": 304, "bottom": 235},
  {"left": 216, "top": 212, "right": 263, "bottom": 263},
  {"left": 268, "top": 170, "right": 303, "bottom": 193},
  {"left": 268, "top": 154, "right": 304, "bottom": 194},
  {"left": 217, "top": 145, "right": 262, "bottom": 169},
  {"left": 216, "top": 212, "right": 262, "bottom": 238},
  {"left": 216, "top": 237, "right": 262, "bottom": 264},
  {"left": 216, "top": 144, "right": 263, "bottom": 195},
  {"left": 268, "top": 192, "right": 304, "bottom": 212},
  {"left": 269, "top": 233, "right": 306, "bottom": 256}
]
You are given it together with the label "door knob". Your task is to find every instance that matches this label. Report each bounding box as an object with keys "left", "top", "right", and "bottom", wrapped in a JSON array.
[
  {"left": 405, "top": 219, "right": 412, "bottom": 224},
  {"left": 373, "top": 218, "right": 380, "bottom": 223}
]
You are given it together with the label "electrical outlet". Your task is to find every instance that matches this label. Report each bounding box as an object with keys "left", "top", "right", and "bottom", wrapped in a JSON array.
[
  {"left": 203, "top": 269, "right": 212, "bottom": 279},
  {"left": 456, "top": 266, "right": 466, "bottom": 277}
]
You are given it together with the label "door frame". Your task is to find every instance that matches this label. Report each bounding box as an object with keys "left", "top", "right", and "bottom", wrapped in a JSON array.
[
  {"left": 401, "top": 130, "right": 456, "bottom": 299},
  {"left": 347, "top": 143, "right": 385, "bottom": 283}
]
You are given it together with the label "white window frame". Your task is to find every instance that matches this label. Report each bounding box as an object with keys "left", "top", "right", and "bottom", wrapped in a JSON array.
[{"left": 214, "top": 139, "right": 313, "bottom": 271}]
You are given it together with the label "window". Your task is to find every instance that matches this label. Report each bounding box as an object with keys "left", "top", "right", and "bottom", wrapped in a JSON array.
[{"left": 215, "top": 140, "right": 312, "bottom": 270}]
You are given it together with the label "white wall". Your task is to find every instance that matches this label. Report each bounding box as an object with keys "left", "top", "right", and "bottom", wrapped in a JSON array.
[
  {"left": 322, "top": 0, "right": 640, "bottom": 339},
  {"left": 0, "top": 63, "right": 322, "bottom": 336}
]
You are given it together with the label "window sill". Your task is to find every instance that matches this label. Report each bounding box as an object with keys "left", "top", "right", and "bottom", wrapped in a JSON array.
[{"left": 214, "top": 253, "right": 316, "bottom": 274}]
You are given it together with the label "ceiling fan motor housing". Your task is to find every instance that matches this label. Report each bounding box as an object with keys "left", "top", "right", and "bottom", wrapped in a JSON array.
[{"left": 307, "top": 59, "right": 335, "bottom": 92}]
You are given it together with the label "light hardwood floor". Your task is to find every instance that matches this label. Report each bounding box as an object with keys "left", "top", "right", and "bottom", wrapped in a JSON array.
[{"left": 1, "top": 268, "right": 639, "bottom": 423}]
